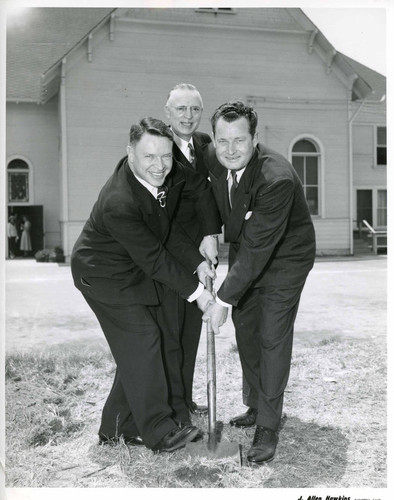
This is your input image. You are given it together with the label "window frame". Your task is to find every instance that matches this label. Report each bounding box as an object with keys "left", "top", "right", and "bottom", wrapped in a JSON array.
[
  {"left": 375, "top": 125, "right": 387, "bottom": 167},
  {"left": 7, "top": 156, "right": 34, "bottom": 205},
  {"left": 377, "top": 188, "right": 387, "bottom": 227},
  {"left": 290, "top": 137, "right": 322, "bottom": 218},
  {"left": 354, "top": 186, "right": 387, "bottom": 229}
]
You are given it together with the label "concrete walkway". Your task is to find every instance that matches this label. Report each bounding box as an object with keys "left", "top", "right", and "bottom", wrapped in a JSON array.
[{"left": 4, "top": 255, "right": 387, "bottom": 354}]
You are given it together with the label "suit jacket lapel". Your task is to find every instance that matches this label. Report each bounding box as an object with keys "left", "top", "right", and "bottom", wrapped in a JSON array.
[
  {"left": 124, "top": 160, "right": 172, "bottom": 238},
  {"left": 172, "top": 135, "right": 208, "bottom": 177},
  {"left": 224, "top": 150, "right": 259, "bottom": 242},
  {"left": 225, "top": 181, "right": 252, "bottom": 243},
  {"left": 165, "top": 167, "right": 185, "bottom": 219},
  {"left": 172, "top": 142, "right": 189, "bottom": 167},
  {"left": 124, "top": 160, "right": 154, "bottom": 215},
  {"left": 193, "top": 134, "right": 208, "bottom": 177},
  {"left": 209, "top": 163, "right": 231, "bottom": 223}
]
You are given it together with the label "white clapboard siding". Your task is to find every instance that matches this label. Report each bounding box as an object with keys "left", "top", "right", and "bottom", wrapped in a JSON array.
[
  {"left": 7, "top": 8, "right": 385, "bottom": 256},
  {"left": 313, "top": 218, "right": 350, "bottom": 254},
  {"left": 64, "top": 14, "right": 349, "bottom": 231},
  {"left": 6, "top": 100, "right": 62, "bottom": 248},
  {"left": 352, "top": 101, "right": 387, "bottom": 186}
]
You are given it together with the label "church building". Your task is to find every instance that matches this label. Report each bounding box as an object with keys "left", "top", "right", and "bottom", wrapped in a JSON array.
[{"left": 6, "top": 7, "right": 387, "bottom": 257}]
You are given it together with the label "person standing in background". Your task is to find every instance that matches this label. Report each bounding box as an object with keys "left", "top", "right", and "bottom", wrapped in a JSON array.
[
  {"left": 7, "top": 216, "right": 19, "bottom": 259},
  {"left": 20, "top": 216, "right": 32, "bottom": 257}
]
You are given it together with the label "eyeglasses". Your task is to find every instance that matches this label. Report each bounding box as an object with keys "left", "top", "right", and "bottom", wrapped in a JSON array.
[{"left": 171, "top": 106, "right": 202, "bottom": 116}]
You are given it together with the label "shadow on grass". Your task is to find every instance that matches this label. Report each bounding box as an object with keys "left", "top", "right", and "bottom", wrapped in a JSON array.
[
  {"left": 171, "top": 414, "right": 349, "bottom": 488},
  {"left": 261, "top": 415, "right": 349, "bottom": 488},
  {"left": 88, "top": 415, "right": 350, "bottom": 488},
  {"left": 174, "top": 464, "right": 224, "bottom": 487}
]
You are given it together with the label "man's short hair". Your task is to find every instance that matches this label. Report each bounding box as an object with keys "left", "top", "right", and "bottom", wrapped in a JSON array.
[
  {"left": 210, "top": 101, "right": 258, "bottom": 137},
  {"left": 128, "top": 117, "right": 173, "bottom": 146},
  {"left": 166, "top": 83, "right": 202, "bottom": 106}
]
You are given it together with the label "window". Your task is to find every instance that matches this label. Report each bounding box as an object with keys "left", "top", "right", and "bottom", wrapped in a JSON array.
[
  {"left": 292, "top": 139, "right": 320, "bottom": 215},
  {"left": 8, "top": 159, "right": 30, "bottom": 202},
  {"left": 377, "top": 189, "right": 387, "bottom": 226},
  {"left": 376, "top": 126, "right": 386, "bottom": 166},
  {"left": 356, "top": 188, "right": 387, "bottom": 229}
]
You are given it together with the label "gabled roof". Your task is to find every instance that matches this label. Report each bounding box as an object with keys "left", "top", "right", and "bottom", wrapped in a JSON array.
[
  {"left": 6, "top": 7, "right": 385, "bottom": 104},
  {"left": 339, "top": 53, "right": 386, "bottom": 102},
  {"left": 6, "top": 8, "right": 114, "bottom": 102}
]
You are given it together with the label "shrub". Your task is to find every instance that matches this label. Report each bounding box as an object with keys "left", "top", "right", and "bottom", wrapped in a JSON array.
[
  {"left": 35, "top": 247, "right": 65, "bottom": 263},
  {"left": 34, "top": 249, "right": 50, "bottom": 262}
]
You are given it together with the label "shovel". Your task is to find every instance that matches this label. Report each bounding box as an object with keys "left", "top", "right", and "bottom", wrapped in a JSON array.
[{"left": 185, "top": 273, "right": 241, "bottom": 461}]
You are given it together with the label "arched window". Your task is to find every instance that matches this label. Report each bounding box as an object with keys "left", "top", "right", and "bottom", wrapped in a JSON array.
[
  {"left": 292, "top": 139, "right": 320, "bottom": 215},
  {"left": 7, "top": 159, "right": 30, "bottom": 203}
]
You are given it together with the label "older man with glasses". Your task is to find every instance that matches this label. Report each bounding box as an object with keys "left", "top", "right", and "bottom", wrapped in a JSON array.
[{"left": 164, "top": 83, "right": 222, "bottom": 417}]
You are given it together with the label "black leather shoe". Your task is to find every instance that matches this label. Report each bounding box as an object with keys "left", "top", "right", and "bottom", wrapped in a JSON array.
[
  {"left": 152, "top": 424, "right": 199, "bottom": 453},
  {"left": 98, "top": 433, "right": 144, "bottom": 446},
  {"left": 247, "top": 425, "right": 278, "bottom": 464},
  {"left": 178, "top": 422, "right": 204, "bottom": 442},
  {"left": 229, "top": 407, "right": 257, "bottom": 427},
  {"left": 124, "top": 435, "right": 144, "bottom": 446},
  {"left": 189, "top": 401, "right": 208, "bottom": 415}
]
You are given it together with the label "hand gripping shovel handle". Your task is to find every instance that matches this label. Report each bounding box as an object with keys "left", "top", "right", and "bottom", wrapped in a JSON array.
[{"left": 205, "top": 274, "right": 217, "bottom": 450}]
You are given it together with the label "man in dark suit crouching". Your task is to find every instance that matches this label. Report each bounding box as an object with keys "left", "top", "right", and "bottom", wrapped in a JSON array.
[
  {"left": 204, "top": 102, "right": 316, "bottom": 464},
  {"left": 71, "top": 117, "right": 218, "bottom": 453}
]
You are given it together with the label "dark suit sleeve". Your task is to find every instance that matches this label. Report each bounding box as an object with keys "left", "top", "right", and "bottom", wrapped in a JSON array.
[
  {"left": 217, "top": 178, "right": 295, "bottom": 306},
  {"left": 102, "top": 203, "right": 200, "bottom": 300},
  {"left": 204, "top": 142, "right": 225, "bottom": 179},
  {"left": 166, "top": 218, "right": 205, "bottom": 273},
  {"left": 182, "top": 166, "right": 222, "bottom": 235}
]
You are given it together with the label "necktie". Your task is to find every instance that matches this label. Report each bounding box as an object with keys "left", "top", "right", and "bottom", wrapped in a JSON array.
[
  {"left": 157, "top": 185, "right": 168, "bottom": 208},
  {"left": 188, "top": 143, "right": 196, "bottom": 168},
  {"left": 229, "top": 170, "right": 239, "bottom": 208}
]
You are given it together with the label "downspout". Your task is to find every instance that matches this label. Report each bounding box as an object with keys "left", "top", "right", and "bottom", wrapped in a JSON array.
[
  {"left": 348, "top": 92, "right": 366, "bottom": 255},
  {"left": 59, "top": 58, "right": 69, "bottom": 256}
]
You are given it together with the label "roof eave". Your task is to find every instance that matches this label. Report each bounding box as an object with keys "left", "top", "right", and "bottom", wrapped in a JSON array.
[
  {"left": 38, "top": 8, "right": 118, "bottom": 103},
  {"left": 291, "top": 8, "right": 374, "bottom": 101}
]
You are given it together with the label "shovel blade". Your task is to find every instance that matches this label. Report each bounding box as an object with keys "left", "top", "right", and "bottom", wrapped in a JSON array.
[{"left": 185, "top": 440, "right": 241, "bottom": 460}]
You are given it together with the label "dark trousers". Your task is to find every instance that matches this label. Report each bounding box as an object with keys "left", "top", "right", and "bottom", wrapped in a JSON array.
[
  {"left": 8, "top": 237, "right": 17, "bottom": 257},
  {"left": 83, "top": 285, "right": 188, "bottom": 449},
  {"left": 232, "top": 283, "right": 305, "bottom": 431},
  {"left": 180, "top": 299, "right": 203, "bottom": 408}
]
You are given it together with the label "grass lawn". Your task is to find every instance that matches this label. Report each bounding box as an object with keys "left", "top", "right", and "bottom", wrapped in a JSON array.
[{"left": 5, "top": 336, "right": 386, "bottom": 488}]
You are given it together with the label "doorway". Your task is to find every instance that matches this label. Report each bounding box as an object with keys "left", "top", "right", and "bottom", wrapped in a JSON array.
[
  {"left": 356, "top": 190, "right": 373, "bottom": 227},
  {"left": 7, "top": 205, "right": 44, "bottom": 257}
]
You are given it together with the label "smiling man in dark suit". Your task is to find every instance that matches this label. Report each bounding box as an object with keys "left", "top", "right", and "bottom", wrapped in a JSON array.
[
  {"left": 164, "top": 83, "right": 221, "bottom": 416},
  {"left": 71, "top": 117, "right": 217, "bottom": 453},
  {"left": 204, "top": 102, "right": 316, "bottom": 464}
]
